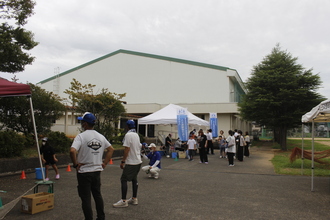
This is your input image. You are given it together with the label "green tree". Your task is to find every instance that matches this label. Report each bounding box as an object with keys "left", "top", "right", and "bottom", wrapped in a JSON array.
[
  {"left": 238, "top": 44, "right": 324, "bottom": 150},
  {"left": 64, "top": 79, "right": 127, "bottom": 141},
  {"left": 0, "top": 0, "right": 38, "bottom": 74},
  {"left": 0, "top": 83, "right": 65, "bottom": 135}
]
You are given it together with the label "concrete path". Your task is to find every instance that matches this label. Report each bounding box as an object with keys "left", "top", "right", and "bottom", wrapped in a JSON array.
[{"left": 1, "top": 146, "right": 329, "bottom": 220}]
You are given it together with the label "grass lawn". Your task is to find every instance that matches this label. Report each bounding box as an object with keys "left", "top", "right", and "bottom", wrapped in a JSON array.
[{"left": 254, "top": 138, "right": 330, "bottom": 176}]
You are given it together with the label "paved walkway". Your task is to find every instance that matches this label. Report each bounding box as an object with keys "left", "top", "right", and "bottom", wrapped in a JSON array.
[{"left": 1, "top": 146, "right": 329, "bottom": 220}]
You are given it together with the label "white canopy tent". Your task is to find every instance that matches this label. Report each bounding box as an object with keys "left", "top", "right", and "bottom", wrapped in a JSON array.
[
  {"left": 301, "top": 99, "right": 330, "bottom": 191},
  {"left": 138, "top": 103, "right": 210, "bottom": 126}
]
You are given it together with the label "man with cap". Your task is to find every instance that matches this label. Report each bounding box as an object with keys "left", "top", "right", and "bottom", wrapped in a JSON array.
[
  {"left": 70, "top": 112, "right": 114, "bottom": 220},
  {"left": 141, "top": 143, "right": 161, "bottom": 179},
  {"left": 113, "top": 120, "right": 142, "bottom": 208}
]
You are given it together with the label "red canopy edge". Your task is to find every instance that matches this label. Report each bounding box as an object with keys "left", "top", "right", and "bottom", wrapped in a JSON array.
[{"left": 0, "top": 77, "right": 31, "bottom": 97}]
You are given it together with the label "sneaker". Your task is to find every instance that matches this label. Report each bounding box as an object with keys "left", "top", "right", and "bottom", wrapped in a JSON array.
[
  {"left": 55, "top": 174, "right": 60, "bottom": 179},
  {"left": 127, "top": 198, "right": 138, "bottom": 205},
  {"left": 205, "top": 162, "right": 208, "bottom": 164},
  {"left": 154, "top": 175, "right": 159, "bottom": 179},
  {"left": 219, "top": 156, "right": 223, "bottom": 158},
  {"left": 113, "top": 199, "right": 128, "bottom": 208},
  {"left": 199, "top": 161, "right": 203, "bottom": 163},
  {"left": 45, "top": 178, "right": 49, "bottom": 181},
  {"left": 148, "top": 174, "right": 153, "bottom": 178},
  {"left": 229, "top": 164, "right": 235, "bottom": 167}
]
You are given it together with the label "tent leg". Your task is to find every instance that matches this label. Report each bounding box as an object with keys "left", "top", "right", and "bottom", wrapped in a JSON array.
[
  {"left": 29, "top": 97, "right": 45, "bottom": 181},
  {"left": 301, "top": 124, "right": 304, "bottom": 175},
  {"left": 311, "top": 121, "right": 314, "bottom": 192}
]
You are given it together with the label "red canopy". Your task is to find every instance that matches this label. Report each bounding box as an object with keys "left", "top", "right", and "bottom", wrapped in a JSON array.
[
  {"left": 0, "top": 77, "right": 31, "bottom": 97},
  {"left": 0, "top": 78, "right": 45, "bottom": 179}
]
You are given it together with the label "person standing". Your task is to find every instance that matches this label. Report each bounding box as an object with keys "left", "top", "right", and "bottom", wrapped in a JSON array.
[
  {"left": 197, "top": 129, "right": 208, "bottom": 164},
  {"left": 234, "top": 129, "right": 239, "bottom": 157},
  {"left": 237, "top": 130, "right": 245, "bottom": 162},
  {"left": 218, "top": 136, "right": 226, "bottom": 159},
  {"left": 40, "top": 137, "right": 60, "bottom": 181},
  {"left": 70, "top": 112, "right": 114, "bottom": 220},
  {"left": 165, "top": 134, "right": 172, "bottom": 158},
  {"left": 244, "top": 131, "right": 251, "bottom": 157},
  {"left": 141, "top": 143, "right": 161, "bottom": 179},
  {"left": 226, "top": 130, "right": 236, "bottom": 166},
  {"left": 187, "top": 135, "right": 197, "bottom": 161},
  {"left": 113, "top": 120, "right": 142, "bottom": 208},
  {"left": 206, "top": 129, "right": 214, "bottom": 155}
]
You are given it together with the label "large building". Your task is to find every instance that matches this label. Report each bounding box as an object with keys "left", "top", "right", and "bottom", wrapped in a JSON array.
[{"left": 37, "top": 49, "right": 251, "bottom": 141}]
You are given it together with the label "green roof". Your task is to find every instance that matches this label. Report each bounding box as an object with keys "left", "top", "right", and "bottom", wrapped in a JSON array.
[{"left": 38, "top": 49, "right": 234, "bottom": 84}]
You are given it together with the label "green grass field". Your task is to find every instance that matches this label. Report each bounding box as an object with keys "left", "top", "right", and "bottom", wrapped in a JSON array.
[{"left": 254, "top": 139, "right": 330, "bottom": 176}]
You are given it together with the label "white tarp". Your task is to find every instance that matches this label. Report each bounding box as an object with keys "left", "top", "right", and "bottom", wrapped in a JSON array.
[
  {"left": 302, "top": 100, "right": 330, "bottom": 123},
  {"left": 301, "top": 99, "right": 330, "bottom": 191},
  {"left": 138, "top": 103, "right": 210, "bottom": 126}
]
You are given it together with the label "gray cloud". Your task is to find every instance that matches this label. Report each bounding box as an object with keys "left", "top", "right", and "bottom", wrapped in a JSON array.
[{"left": 6, "top": 0, "right": 330, "bottom": 98}]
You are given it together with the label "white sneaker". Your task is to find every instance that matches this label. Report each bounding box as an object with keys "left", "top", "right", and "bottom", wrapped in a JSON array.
[
  {"left": 154, "top": 174, "right": 159, "bottom": 179},
  {"left": 113, "top": 199, "right": 128, "bottom": 208},
  {"left": 127, "top": 197, "right": 138, "bottom": 205}
]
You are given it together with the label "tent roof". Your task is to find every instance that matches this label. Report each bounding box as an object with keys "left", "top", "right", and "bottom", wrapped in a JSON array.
[
  {"left": 302, "top": 100, "right": 330, "bottom": 123},
  {"left": 138, "top": 104, "right": 209, "bottom": 126},
  {"left": 0, "top": 78, "right": 31, "bottom": 97}
]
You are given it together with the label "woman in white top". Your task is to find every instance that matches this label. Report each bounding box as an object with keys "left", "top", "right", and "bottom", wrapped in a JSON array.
[
  {"left": 244, "top": 132, "right": 251, "bottom": 157},
  {"left": 226, "top": 130, "right": 236, "bottom": 166}
]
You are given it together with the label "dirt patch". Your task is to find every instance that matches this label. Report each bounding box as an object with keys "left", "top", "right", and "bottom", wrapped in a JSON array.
[{"left": 315, "top": 141, "right": 330, "bottom": 146}]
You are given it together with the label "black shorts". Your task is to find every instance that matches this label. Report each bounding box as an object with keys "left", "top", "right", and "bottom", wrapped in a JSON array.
[
  {"left": 45, "top": 159, "right": 56, "bottom": 165},
  {"left": 121, "top": 164, "right": 141, "bottom": 182}
]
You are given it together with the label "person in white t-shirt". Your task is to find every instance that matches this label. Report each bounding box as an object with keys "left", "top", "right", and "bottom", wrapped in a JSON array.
[
  {"left": 206, "top": 129, "right": 214, "bottom": 155},
  {"left": 226, "top": 130, "right": 236, "bottom": 166},
  {"left": 187, "top": 135, "right": 197, "bottom": 161},
  {"left": 113, "top": 120, "right": 142, "bottom": 208},
  {"left": 70, "top": 112, "right": 114, "bottom": 220}
]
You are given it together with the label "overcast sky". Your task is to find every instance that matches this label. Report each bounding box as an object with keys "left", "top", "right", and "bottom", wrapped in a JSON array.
[{"left": 3, "top": 0, "right": 330, "bottom": 99}]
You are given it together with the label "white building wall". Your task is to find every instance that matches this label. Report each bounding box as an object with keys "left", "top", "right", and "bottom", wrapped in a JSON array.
[
  {"left": 39, "top": 53, "right": 231, "bottom": 105},
  {"left": 38, "top": 50, "right": 251, "bottom": 138}
]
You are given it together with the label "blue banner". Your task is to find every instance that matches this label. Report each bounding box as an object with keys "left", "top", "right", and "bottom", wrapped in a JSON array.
[
  {"left": 209, "top": 113, "right": 218, "bottom": 138},
  {"left": 177, "top": 108, "right": 189, "bottom": 141}
]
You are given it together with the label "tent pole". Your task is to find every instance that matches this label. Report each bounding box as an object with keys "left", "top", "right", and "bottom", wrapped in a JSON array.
[
  {"left": 301, "top": 124, "right": 304, "bottom": 175},
  {"left": 311, "top": 120, "right": 315, "bottom": 192},
  {"left": 29, "top": 97, "right": 45, "bottom": 181}
]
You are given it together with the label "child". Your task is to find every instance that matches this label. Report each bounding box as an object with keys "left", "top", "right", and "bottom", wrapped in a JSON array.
[
  {"left": 187, "top": 135, "right": 197, "bottom": 161},
  {"left": 40, "top": 137, "right": 60, "bottom": 180},
  {"left": 219, "top": 136, "right": 226, "bottom": 158}
]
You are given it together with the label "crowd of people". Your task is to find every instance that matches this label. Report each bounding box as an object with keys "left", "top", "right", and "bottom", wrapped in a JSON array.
[{"left": 162, "top": 128, "right": 251, "bottom": 167}]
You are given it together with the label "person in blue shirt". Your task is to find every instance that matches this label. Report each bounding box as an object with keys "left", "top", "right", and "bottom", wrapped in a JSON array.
[{"left": 141, "top": 143, "right": 161, "bottom": 179}]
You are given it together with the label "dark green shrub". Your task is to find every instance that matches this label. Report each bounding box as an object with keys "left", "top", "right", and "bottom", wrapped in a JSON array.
[
  {"left": 43, "top": 131, "right": 73, "bottom": 154},
  {"left": 0, "top": 131, "right": 26, "bottom": 158}
]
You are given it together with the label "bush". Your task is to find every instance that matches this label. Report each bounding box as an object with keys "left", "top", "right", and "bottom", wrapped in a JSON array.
[
  {"left": 43, "top": 131, "right": 73, "bottom": 154},
  {"left": 0, "top": 131, "right": 26, "bottom": 158}
]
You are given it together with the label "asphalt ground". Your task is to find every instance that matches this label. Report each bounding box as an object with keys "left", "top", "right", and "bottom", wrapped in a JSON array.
[{"left": 1, "top": 146, "right": 330, "bottom": 220}]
